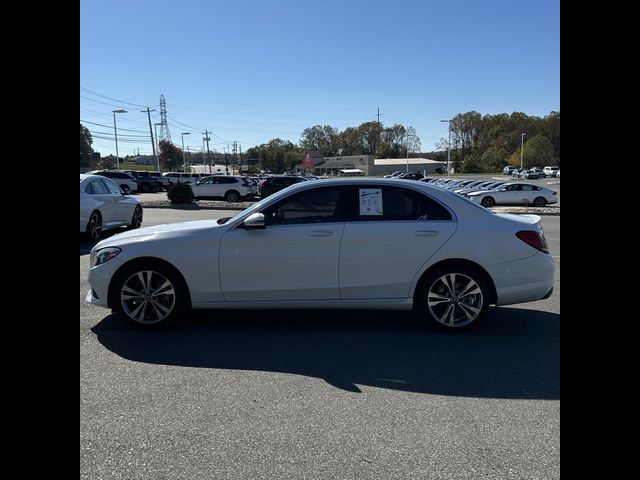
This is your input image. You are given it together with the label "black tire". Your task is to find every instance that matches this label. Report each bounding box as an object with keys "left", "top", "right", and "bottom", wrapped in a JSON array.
[
  {"left": 129, "top": 205, "right": 143, "bottom": 229},
  {"left": 533, "top": 197, "right": 547, "bottom": 207},
  {"left": 416, "top": 265, "right": 490, "bottom": 330},
  {"left": 86, "top": 211, "right": 102, "bottom": 241},
  {"left": 112, "top": 261, "right": 188, "bottom": 328},
  {"left": 481, "top": 196, "right": 495, "bottom": 208},
  {"left": 225, "top": 190, "right": 240, "bottom": 203}
]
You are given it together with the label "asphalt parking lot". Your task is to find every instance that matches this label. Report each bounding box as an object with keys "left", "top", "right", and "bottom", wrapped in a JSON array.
[{"left": 80, "top": 208, "right": 559, "bottom": 480}]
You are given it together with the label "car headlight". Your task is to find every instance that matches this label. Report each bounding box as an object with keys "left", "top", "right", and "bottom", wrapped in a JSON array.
[{"left": 94, "top": 247, "right": 122, "bottom": 267}]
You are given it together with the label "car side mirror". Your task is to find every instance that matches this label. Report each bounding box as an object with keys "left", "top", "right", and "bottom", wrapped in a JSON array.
[{"left": 243, "top": 212, "right": 265, "bottom": 229}]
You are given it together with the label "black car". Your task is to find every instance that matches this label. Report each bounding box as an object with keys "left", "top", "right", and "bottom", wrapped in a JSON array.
[
  {"left": 258, "top": 176, "right": 308, "bottom": 197},
  {"left": 123, "top": 171, "right": 164, "bottom": 192},
  {"left": 396, "top": 172, "right": 425, "bottom": 181}
]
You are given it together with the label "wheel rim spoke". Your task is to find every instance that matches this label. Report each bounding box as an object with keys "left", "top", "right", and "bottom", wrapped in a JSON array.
[
  {"left": 459, "top": 280, "right": 481, "bottom": 298},
  {"left": 428, "top": 292, "right": 450, "bottom": 307},
  {"left": 458, "top": 302, "right": 480, "bottom": 320}
]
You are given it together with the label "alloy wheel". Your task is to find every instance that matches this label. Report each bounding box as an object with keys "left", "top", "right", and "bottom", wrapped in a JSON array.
[
  {"left": 427, "top": 273, "right": 484, "bottom": 328},
  {"left": 120, "top": 270, "right": 176, "bottom": 325}
]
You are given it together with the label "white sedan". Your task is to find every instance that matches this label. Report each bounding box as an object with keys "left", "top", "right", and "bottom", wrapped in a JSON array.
[
  {"left": 80, "top": 174, "right": 143, "bottom": 241},
  {"left": 86, "top": 178, "right": 554, "bottom": 330},
  {"left": 466, "top": 182, "right": 558, "bottom": 208}
]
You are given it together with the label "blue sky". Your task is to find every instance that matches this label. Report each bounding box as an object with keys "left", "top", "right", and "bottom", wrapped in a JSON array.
[{"left": 80, "top": 0, "right": 559, "bottom": 157}]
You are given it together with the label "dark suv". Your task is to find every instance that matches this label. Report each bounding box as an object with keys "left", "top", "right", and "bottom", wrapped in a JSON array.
[
  {"left": 258, "top": 176, "right": 308, "bottom": 197},
  {"left": 124, "top": 171, "right": 164, "bottom": 192}
]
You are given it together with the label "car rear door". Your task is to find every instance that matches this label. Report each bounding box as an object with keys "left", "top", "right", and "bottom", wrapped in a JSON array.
[{"left": 339, "top": 185, "right": 457, "bottom": 299}]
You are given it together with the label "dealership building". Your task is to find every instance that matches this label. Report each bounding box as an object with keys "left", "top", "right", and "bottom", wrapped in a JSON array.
[{"left": 295, "top": 153, "right": 446, "bottom": 176}]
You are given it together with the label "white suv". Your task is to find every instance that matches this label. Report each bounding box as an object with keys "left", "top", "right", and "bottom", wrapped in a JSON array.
[
  {"left": 190, "top": 176, "right": 257, "bottom": 202},
  {"left": 543, "top": 166, "right": 559, "bottom": 177},
  {"left": 162, "top": 172, "right": 199, "bottom": 185}
]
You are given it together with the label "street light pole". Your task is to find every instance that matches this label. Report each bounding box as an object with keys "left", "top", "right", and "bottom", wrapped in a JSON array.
[
  {"left": 154, "top": 123, "right": 162, "bottom": 169},
  {"left": 181, "top": 132, "right": 190, "bottom": 172},
  {"left": 112, "top": 109, "right": 127, "bottom": 169},
  {"left": 440, "top": 119, "right": 451, "bottom": 174},
  {"left": 521, "top": 133, "right": 526, "bottom": 169}
]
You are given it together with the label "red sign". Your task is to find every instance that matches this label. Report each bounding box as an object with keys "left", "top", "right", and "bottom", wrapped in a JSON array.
[{"left": 303, "top": 153, "right": 314, "bottom": 169}]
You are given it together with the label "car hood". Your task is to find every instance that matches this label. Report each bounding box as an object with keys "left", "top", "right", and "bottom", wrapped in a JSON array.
[{"left": 94, "top": 219, "right": 221, "bottom": 248}]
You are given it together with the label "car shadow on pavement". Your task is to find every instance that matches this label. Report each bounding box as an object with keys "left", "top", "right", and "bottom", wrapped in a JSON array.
[{"left": 91, "top": 307, "right": 559, "bottom": 399}]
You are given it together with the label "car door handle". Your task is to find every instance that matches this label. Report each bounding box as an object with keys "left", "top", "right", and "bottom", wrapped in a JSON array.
[
  {"left": 413, "top": 230, "right": 440, "bottom": 237},
  {"left": 308, "top": 230, "right": 333, "bottom": 237}
]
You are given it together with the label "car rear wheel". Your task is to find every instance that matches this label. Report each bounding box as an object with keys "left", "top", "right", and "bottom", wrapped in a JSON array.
[
  {"left": 225, "top": 190, "right": 240, "bottom": 203},
  {"left": 113, "top": 262, "right": 187, "bottom": 327},
  {"left": 416, "top": 266, "right": 489, "bottom": 330},
  {"left": 129, "top": 205, "right": 143, "bottom": 229},
  {"left": 533, "top": 197, "right": 547, "bottom": 207},
  {"left": 481, "top": 196, "right": 495, "bottom": 207},
  {"left": 86, "top": 211, "right": 102, "bottom": 241}
]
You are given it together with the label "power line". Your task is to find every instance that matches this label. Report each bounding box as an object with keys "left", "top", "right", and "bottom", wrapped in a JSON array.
[
  {"left": 80, "top": 87, "right": 148, "bottom": 108},
  {"left": 81, "top": 119, "right": 149, "bottom": 133}
]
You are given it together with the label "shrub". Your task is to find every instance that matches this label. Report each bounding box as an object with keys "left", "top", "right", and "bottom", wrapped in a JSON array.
[{"left": 167, "top": 182, "right": 194, "bottom": 203}]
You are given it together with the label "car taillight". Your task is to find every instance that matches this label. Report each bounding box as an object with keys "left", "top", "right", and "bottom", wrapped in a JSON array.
[{"left": 516, "top": 230, "right": 549, "bottom": 254}]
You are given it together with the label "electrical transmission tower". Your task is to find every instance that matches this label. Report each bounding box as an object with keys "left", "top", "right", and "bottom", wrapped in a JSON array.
[{"left": 158, "top": 94, "right": 172, "bottom": 142}]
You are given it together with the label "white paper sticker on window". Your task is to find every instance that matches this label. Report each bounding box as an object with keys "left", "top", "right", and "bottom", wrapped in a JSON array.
[{"left": 359, "top": 188, "right": 383, "bottom": 215}]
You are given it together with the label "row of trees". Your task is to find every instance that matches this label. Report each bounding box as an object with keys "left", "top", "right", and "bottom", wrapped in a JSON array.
[
  {"left": 243, "top": 122, "right": 421, "bottom": 173},
  {"left": 433, "top": 111, "right": 560, "bottom": 172},
  {"left": 82, "top": 110, "right": 559, "bottom": 174}
]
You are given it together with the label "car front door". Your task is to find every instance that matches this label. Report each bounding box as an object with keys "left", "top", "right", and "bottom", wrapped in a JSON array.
[
  {"left": 339, "top": 185, "right": 457, "bottom": 299},
  {"left": 219, "top": 186, "right": 347, "bottom": 301},
  {"left": 100, "top": 177, "right": 132, "bottom": 224}
]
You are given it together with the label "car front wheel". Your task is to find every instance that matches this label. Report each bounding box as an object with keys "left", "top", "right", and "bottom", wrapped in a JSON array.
[
  {"left": 113, "top": 262, "right": 187, "bottom": 327},
  {"left": 417, "top": 266, "right": 490, "bottom": 330}
]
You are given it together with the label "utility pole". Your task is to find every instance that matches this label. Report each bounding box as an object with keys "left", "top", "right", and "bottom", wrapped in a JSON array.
[
  {"left": 377, "top": 107, "right": 382, "bottom": 124},
  {"left": 232, "top": 141, "right": 238, "bottom": 175},
  {"left": 203, "top": 130, "right": 211, "bottom": 173},
  {"left": 141, "top": 107, "right": 158, "bottom": 172}
]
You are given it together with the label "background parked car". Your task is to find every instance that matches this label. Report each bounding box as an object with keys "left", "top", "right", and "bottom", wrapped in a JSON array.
[
  {"left": 396, "top": 172, "right": 425, "bottom": 180},
  {"left": 190, "top": 175, "right": 257, "bottom": 202},
  {"left": 88, "top": 170, "right": 138, "bottom": 194},
  {"left": 503, "top": 166, "right": 517, "bottom": 175},
  {"left": 467, "top": 182, "right": 558, "bottom": 207},
  {"left": 123, "top": 170, "right": 163, "bottom": 193},
  {"left": 80, "top": 174, "right": 143, "bottom": 240},
  {"left": 162, "top": 172, "right": 199, "bottom": 185},
  {"left": 258, "top": 176, "right": 309, "bottom": 197},
  {"left": 543, "top": 166, "right": 559, "bottom": 177}
]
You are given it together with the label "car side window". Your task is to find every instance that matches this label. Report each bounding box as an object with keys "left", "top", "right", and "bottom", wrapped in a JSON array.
[
  {"left": 262, "top": 187, "right": 344, "bottom": 226},
  {"left": 522, "top": 184, "right": 533, "bottom": 191},
  {"left": 101, "top": 178, "right": 122, "bottom": 195},
  {"left": 353, "top": 186, "right": 451, "bottom": 221},
  {"left": 86, "top": 179, "right": 108, "bottom": 195}
]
